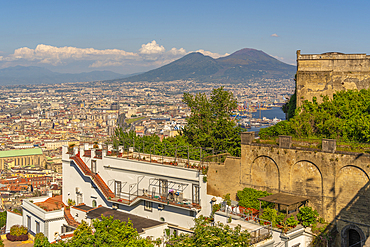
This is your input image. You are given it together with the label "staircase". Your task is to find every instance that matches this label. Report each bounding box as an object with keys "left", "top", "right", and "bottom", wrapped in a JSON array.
[
  {"left": 71, "top": 156, "right": 115, "bottom": 199},
  {"left": 64, "top": 207, "right": 79, "bottom": 228}
]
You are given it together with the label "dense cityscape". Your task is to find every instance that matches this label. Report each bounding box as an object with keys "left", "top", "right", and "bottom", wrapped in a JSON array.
[{"left": 0, "top": 1, "right": 367, "bottom": 246}]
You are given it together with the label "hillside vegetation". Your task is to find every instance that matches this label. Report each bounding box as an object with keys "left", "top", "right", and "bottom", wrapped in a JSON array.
[{"left": 260, "top": 89, "right": 370, "bottom": 143}]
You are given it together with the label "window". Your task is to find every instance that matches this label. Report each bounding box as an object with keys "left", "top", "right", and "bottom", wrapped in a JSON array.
[
  {"left": 114, "top": 181, "right": 121, "bottom": 197},
  {"left": 160, "top": 217, "right": 165, "bottom": 222},
  {"left": 189, "top": 210, "right": 195, "bottom": 217},
  {"left": 144, "top": 201, "right": 153, "bottom": 211},
  {"left": 92, "top": 200, "right": 97, "bottom": 208},
  {"left": 36, "top": 221, "right": 40, "bottom": 234},
  {"left": 91, "top": 160, "right": 97, "bottom": 173},
  {"left": 76, "top": 193, "right": 83, "bottom": 205},
  {"left": 192, "top": 184, "right": 200, "bottom": 204},
  {"left": 27, "top": 216, "right": 31, "bottom": 230}
]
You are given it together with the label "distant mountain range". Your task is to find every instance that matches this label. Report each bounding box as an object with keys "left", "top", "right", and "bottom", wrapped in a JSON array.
[
  {"left": 0, "top": 48, "right": 296, "bottom": 86},
  {"left": 0, "top": 66, "right": 127, "bottom": 85},
  {"left": 112, "top": 48, "right": 296, "bottom": 83}
]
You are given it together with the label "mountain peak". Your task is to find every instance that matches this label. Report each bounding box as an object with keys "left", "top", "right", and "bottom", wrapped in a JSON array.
[{"left": 114, "top": 48, "right": 295, "bottom": 83}]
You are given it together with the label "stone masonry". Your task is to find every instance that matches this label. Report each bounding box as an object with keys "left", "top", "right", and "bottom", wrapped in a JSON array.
[
  {"left": 296, "top": 50, "right": 370, "bottom": 107},
  {"left": 208, "top": 133, "right": 370, "bottom": 246}
]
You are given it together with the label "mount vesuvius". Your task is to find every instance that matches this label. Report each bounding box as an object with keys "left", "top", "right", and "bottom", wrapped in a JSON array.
[{"left": 112, "top": 48, "right": 296, "bottom": 83}]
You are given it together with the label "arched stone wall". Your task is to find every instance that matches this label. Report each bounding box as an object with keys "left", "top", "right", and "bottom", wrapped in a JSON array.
[
  {"left": 291, "top": 160, "right": 323, "bottom": 215},
  {"left": 336, "top": 165, "right": 369, "bottom": 214},
  {"left": 251, "top": 156, "right": 279, "bottom": 193},
  {"left": 341, "top": 224, "right": 366, "bottom": 247}
]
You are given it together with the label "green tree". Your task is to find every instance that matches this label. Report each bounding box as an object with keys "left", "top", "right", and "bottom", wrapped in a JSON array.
[
  {"left": 34, "top": 216, "right": 152, "bottom": 247},
  {"left": 260, "top": 88, "right": 370, "bottom": 143},
  {"left": 167, "top": 215, "right": 250, "bottom": 246},
  {"left": 282, "top": 75, "right": 297, "bottom": 120},
  {"left": 0, "top": 211, "right": 6, "bottom": 228},
  {"left": 182, "top": 86, "right": 241, "bottom": 156}
]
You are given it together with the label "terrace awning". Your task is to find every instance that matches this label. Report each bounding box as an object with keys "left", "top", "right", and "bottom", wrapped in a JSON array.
[
  {"left": 257, "top": 193, "right": 309, "bottom": 217},
  {"left": 258, "top": 193, "right": 308, "bottom": 206}
]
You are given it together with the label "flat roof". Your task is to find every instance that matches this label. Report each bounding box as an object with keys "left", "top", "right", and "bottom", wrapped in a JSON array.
[
  {"left": 0, "top": 148, "right": 43, "bottom": 158},
  {"left": 73, "top": 205, "right": 94, "bottom": 212},
  {"left": 258, "top": 193, "right": 308, "bottom": 206},
  {"left": 87, "top": 207, "right": 165, "bottom": 233}
]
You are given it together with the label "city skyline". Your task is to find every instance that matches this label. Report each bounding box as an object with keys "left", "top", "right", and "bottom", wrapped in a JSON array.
[{"left": 1, "top": 0, "right": 368, "bottom": 74}]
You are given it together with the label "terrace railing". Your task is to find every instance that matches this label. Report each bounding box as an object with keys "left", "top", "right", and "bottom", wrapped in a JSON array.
[{"left": 218, "top": 207, "right": 272, "bottom": 244}]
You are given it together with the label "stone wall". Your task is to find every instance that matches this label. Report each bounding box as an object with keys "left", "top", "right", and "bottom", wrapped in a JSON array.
[
  {"left": 207, "top": 133, "right": 370, "bottom": 245},
  {"left": 296, "top": 50, "right": 370, "bottom": 107}
]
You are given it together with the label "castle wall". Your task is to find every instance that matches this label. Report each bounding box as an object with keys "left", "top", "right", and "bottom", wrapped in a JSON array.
[
  {"left": 296, "top": 50, "right": 370, "bottom": 107},
  {"left": 207, "top": 133, "right": 370, "bottom": 245}
]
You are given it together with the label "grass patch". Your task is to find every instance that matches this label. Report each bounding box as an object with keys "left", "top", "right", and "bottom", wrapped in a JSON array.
[{"left": 125, "top": 116, "right": 147, "bottom": 124}]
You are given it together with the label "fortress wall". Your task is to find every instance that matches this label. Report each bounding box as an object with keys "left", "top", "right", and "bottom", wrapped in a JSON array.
[
  {"left": 208, "top": 135, "right": 370, "bottom": 226},
  {"left": 296, "top": 50, "right": 370, "bottom": 107},
  {"left": 207, "top": 156, "right": 243, "bottom": 199}
]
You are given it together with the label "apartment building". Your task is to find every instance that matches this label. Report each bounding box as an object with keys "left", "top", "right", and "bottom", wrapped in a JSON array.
[{"left": 61, "top": 144, "right": 212, "bottom": 232}]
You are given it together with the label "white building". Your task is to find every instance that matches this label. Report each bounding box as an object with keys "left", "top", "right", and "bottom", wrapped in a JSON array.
[
  {"left": 5, "top": 142, "right": 312, "bottom": 245},
  {"left": 61, "top": 144, "right": 212, "bottom": 233}
]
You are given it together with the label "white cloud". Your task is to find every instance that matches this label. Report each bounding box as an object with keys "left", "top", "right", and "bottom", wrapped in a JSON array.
[
  {"left": 195, "top": 49, "right": 229, "bottom": 59},
  {"left": 0, "top": 41, "right": 230, "bottom": 71},
  {"left": 271, "top": 33, "right": 279, "bottom": 37},
  {"left": 6, "top": 44, "right": 138, "bottom": 66},
  {"left": 139, "top": 40, "right": 165, "bottom": 55},
  {"left": 167, "top": 47, "right": 187, "bottom": 56}
]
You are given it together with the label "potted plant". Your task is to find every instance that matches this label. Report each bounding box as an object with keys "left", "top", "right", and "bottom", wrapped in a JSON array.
[{"left": 7, "top": 225, "right": 28, "bottom": 241}]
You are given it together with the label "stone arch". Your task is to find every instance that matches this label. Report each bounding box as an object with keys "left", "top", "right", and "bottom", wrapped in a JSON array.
[
  {"left": 341, "top": 224, "right": 366, "bottom": 247},
  {"left": 251, "top": 156, "right": 280, "bottom": 193},
  {"left": 291, "top": 160, "right": 323, "bottom": 215},
  {"left": 336, "top": 165, "right": 369, "bottom": 215}
]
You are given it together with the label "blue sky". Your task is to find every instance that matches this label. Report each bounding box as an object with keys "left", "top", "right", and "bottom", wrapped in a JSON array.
[{"left": 1, "top": 0, "right": 368, "bottom": 74}]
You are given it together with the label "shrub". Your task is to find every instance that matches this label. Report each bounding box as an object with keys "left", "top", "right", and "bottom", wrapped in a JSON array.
[
  {"left": 10, "top": 225, "right": 27, "bottom": 236},
  {"left": 285, "top": 215, "right": 299, "bottom": 227},
  {"left": 34, "top": 232, "right": 50, "bottom": 247},
  {"left": 318, "top": 217, "right": 326, "bottom": 224},
  {"left": 223, "top": 193, "right": 231, "bottom": 206},
  {"left": 260, "top": 208, "right": 285, "bottom": 227},
  {"left": 67, "top": 199, "right": 76, "bottom": 206},
  {"left": 211, "top": 203, "right": 221, "bottom": 215},
  {"left": 236, "top": 187, "right": 273, "bottom": 210},
  {"left": 228, "top": 216, "right": 232, "bottom": 223},
  {"left": 297, "top": 206, "right": 319, "bottom": 227}
]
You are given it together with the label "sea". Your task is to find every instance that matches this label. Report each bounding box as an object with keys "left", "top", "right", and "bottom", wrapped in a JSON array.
[{"left": 248, "top": 107, "right": 286, "bottom": 133}]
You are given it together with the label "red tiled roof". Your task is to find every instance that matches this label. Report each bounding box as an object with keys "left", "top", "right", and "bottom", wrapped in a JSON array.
[{"left": 35, "top": 195, "right": 64, "bottom": 211}]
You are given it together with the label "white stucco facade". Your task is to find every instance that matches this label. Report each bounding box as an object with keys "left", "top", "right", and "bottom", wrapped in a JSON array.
[
  {"left": 21, "top": 197, "right": 67, "bottom": 241},
  {"left": 62, "top": 145, "right": 212, "bottom": 231}
]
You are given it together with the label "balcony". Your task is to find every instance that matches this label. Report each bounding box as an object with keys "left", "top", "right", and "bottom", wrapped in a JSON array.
[
  {"left": 70, "top": 155, "right": 200, "bottom": 210},
  {"left": 109, "top": 182, "right": 201, "bottom": 210}
]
